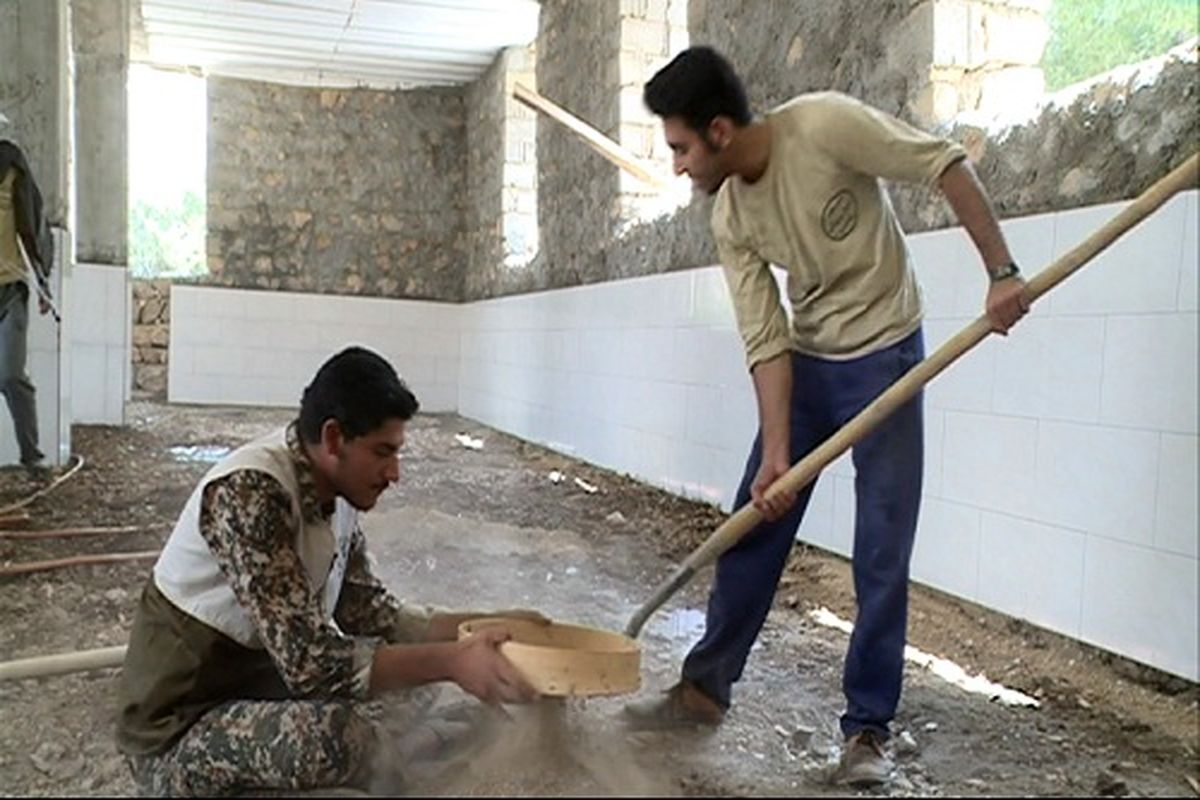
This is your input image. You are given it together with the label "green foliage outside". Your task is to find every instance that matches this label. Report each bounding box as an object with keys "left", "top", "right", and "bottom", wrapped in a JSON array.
[
  {"left": 1043, "top": 0, "right": 1199, "bottom": 91},
  {"left": 129, "top": 190, "right": 205, "bottom": 278}
]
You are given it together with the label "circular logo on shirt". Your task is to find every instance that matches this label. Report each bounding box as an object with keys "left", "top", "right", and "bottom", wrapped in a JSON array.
[{"left": 821, "top": 189, "right": 858, "bottom": 241}]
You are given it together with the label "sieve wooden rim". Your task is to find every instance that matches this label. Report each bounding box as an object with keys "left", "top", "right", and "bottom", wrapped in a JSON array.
[{"left": 458, "top": 617, "right": 641, "bottom": 697}]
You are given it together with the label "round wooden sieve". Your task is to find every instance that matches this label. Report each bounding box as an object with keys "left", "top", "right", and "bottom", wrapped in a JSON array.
[{"left": 457, "top": 618, "right": 641, "bottom": 697}]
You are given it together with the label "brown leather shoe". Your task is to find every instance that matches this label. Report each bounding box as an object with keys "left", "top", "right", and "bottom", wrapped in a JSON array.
[
  {"left": 622, "top": 680, "right": 725, "bottom": 730},
  {"left": 837, "top": 729, "right": 893, "bottom": 786}
]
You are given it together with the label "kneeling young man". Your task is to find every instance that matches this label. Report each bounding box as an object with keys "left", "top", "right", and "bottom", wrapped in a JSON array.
[{"left": 117, "top": 346, "right": 541, "bottom": 796}]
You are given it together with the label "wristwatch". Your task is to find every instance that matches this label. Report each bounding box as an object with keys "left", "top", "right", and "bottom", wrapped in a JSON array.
[{"left": 987, "top": 261, "right": 1021, "bottom": 283}]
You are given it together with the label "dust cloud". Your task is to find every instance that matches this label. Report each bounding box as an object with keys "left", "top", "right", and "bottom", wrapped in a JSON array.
[{"left": 395, "top": 698, "right": 679, "bottom": 797}]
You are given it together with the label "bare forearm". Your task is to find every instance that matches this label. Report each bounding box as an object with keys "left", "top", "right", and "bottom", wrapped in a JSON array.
[
  {"left": 372, "top": 628, "right": 541, "bottom": 705},
  {"left": 368, "top": 641, "right": 460, "bottom": 695},
  {"left": 939, "top": 160, "right": 1012, "bottom": 271},
  {"left": 751, "top": 352, "right": 793, "bottom": 459}
]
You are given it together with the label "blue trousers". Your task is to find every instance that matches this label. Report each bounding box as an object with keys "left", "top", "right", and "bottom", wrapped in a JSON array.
[{"left": 682, "top": 329, "right": 924, "bottom": 739}]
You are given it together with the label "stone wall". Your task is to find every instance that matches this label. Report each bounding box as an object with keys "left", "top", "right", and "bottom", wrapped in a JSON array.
[
  {"left": 131, "top": 279, "right": 169, "bottom": 399},
  {"left": 206, "top": 77, "right": 468, "bottom": 301},
  {"left": 464, "top": 0, "right": 934, "bottom": 298},
  {"left": 459, "top": 3, "right": 1196, "bottom": 300},
  {"left": 890, "top": 46, "right": 1199, "bottom": 233},
  {"left": 689, "top": 0, "right": 1047, "bottom": 126},
  {"left": 689, "top": 0, "right": 925, "bottom": 119}
]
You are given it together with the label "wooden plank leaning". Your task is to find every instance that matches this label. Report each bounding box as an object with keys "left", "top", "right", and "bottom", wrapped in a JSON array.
[{"left": 512, "top": 82, "right": 666, "bottom": 189}]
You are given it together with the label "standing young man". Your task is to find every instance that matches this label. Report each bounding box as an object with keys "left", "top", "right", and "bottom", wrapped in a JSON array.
[
  {"left": 117, "top": 347, "right": 544, "bottom": 796},
  {"left": 625, "top": 47, "right": 1028, "bottom": 785}
]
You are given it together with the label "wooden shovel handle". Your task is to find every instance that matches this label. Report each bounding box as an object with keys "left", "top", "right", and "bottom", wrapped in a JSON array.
[{"left": 626, "top": 153, "right": 1199, "bottom": 639}]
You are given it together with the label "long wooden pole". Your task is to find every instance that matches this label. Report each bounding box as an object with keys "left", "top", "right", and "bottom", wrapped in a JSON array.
[
  {"left": 0, "top": 645, "right": 126, "bottom": 682},
  {"left": 0, "top": 550, "right": 159, "bottom": 578},
  {"left": 0, "top": 525, "right": 145, "bottom": 541},
  {"left": 0, "top": 511, "right": 31, "bottom": 529},
  {"left": 625, "top": 153, "right": 1199, "bottom": 639}
]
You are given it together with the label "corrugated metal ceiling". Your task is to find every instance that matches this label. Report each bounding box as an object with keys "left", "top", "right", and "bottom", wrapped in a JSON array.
[{"left": 136, "top": 0, "right": 540, "bottom": 89}]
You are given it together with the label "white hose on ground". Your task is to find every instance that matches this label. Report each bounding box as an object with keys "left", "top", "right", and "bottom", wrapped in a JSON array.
[{"left": 0, "top": 454, "right": 86, "bottom": 517}]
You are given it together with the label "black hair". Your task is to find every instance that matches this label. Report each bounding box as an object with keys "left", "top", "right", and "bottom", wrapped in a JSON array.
[
  {"left": 643, "top": 46, "right": 752, "bottom": 133},
  {"left": 297, "top": 346, "right": 419, "bottom": 444}
]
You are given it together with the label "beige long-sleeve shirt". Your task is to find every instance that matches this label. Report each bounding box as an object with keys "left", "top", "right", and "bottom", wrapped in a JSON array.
[{"left": 712, "top": 91, "right": 967, "bottom": 367}]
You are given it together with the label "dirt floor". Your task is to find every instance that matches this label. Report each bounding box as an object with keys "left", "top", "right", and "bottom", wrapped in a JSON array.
[{"left": 0, "top": 402, "right": 1197, "bottom": 797}]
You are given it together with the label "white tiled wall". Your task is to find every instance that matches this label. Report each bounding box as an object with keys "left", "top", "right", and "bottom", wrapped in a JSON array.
[
  {"left": 70, "top": 263, "right": 128, "bottom": 424},
  {"left": 459, "top": 269, "right": 763, "bottom": 509},
  {"left": 459, "top": 191, "right": 1199, "bottom": 681},
  {"left": 911, "top": 189, "right": 1198, "bottom": 680},
  {"left": 0, "top": 229, "right": 69, "bottom": 467},
  {"left": 169, "top": 286, "right": 461, "bottom": 412}
]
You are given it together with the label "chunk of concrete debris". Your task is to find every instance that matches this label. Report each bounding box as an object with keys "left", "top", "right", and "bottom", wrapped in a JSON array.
[
  {"left": 548, "top": 470, "right": 565, "bottom": 483},
  {"left": 605, "top": 511, "right": 627, "bottom": 524},
  {"left": 923, "top": 721, "right": 939, "bottom": 732},
  {"left": 894, "top": 730, "right": 920, "bottom": 756},
  {"left": 454, "top": 433, "right": 484, "bottom": 450},
  {"left": 772, "top": 723, "right": 815, "bottom": 751},
  {"left": 574, "top": 477, "right": 599, "bottom": 494},
  {"left": 29, "top": 741, "right": 81, "bottom": 778},
  {"left": 30, "top": 741, "right": 65, "bottom": 775},
  {"left": 1095, "top": 770, "right": 1129, "bottom": 797},
  {"left": 790, "top": 726, "right": 815, "bottom": 751}
]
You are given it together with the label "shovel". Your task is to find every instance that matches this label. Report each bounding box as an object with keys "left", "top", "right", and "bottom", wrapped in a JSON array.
[{"left": 625, "top": 153, "right": 1199, "bottom": 639}]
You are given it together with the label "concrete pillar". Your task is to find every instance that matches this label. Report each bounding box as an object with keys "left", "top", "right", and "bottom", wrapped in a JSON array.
[
  {"left": 0, "top": 0, "right": 73, "bottom": 225},
  {"left": 73, "top": 0, "right": 129, "bottom": 266}
]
